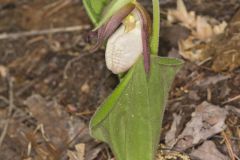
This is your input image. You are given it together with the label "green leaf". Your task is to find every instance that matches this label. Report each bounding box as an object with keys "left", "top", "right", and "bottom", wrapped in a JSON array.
[
  {"left": 90, "top": 55, "right": 183, "bottom": 160},
  {"left": 82, "top": 0, "right": 111, "bottom": 25},
  {"left": 83, "top": 0, "right": 133, "bottom": 28},
  {"left": 94, "top": 0, "right": 133, "bottom": 29}
]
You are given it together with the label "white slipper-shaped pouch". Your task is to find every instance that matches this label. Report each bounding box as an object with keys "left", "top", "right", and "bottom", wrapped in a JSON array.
[{"left": 105, "top": 11, "right": 143, "bottom": 74}]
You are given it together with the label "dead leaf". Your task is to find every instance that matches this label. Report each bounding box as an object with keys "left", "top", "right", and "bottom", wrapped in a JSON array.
[
  {"left": 225, "top": 105, "right": 240, "bottom": 117},
  {"left": 168, "top": 0, "right": 226, "bottom": 40},
  {"left": 211, "top": 49, "right": 240, "bottom": 72},
  {"left": 190, "top": 141, "right": 229, "bottom": 160},
  {"left": 168, "top": 0, "right": 231, "bottom": 66},
  {"left": 176, "top": 5, "right": 240, "bottom": 72},
  {"left": 85, "top": 143, "right": 106, "bottom": 160},
  {"left": 173, "top": 101, "right": 228, "bottom": 151},
  {"left": 196, "top": 74, "right": 231, "bottom": 87},
  {"left": 178, "top": 36, "right": 206, "bottom": 61},
  {"left": 188, "top": 90, "right": 201, "bottom": 101},
  {"left": 165, "top": 113, "right": 182, "bottom": 148},
  {"left": 67, "top": 143, "right": 85, "bottom": 160},
  {"left": 167, "top": 0, "right": 196, "bottom": 29},
  {"left": 213, "top": 22, "right": 228, "bottom": 35},
  {"left": 193, "top": 16, "right": 214, "bottom": 41},
  {"left": 0, "top": 65, "right": 8, "bottom": 78},
  {"left": 24, "top": 94, "right": 87, "bottom": 158}
]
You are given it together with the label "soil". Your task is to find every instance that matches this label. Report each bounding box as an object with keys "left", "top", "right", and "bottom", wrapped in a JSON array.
[{"left": 0, "top": 0, "right": 239, "bottom": 160}]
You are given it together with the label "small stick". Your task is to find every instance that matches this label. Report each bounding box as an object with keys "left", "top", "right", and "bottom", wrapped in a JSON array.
[
  {"left": 0, "top": 77, "right": 14, "bottom": 148},
  {"left": 207, "top": 87, "right": 212, "bottom": 102},
  {"left": 0, "top": 96, "right": 9, "bottom": 104},
  {"left": 0, "top": 25, "right": 90, "bottom": 40},
  {"left": 214, "top": 135, "right": 240, "bottom": 141},
  {"left": 222, "top": 94, "right": 240, "bottom": 104},
  {"left": 237, "top": 127, "right": 240, "bottom": 153},
  {"left": 221, "top": 131, "right": 236, "bottom": 160},
  {"left": 63, "top": 52, "right": 95, "bottom": 79},
  {"left": 44, "top": 0, "right": 73, "bottom": 17}
]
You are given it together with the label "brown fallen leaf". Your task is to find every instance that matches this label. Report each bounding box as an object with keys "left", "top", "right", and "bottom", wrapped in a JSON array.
[
  {"left": 178, "top": 36, "right": 206, "bottom": 61},
  {"left": 67, "top": 143, "right": 85, "bottom": 160},
  {"left": 170, "top": 101, "right": 228, "bottom": 151},
  {"left": 168, "top": 0, "right": 226, "bottom": 41},
  {"left": 24, "top": 94, "right": 87, "bottom": 159},
  {"left": 178, "top": 6, "right": 240, "bottom": 72},
  {"left": 190, "top": 141, "right": 229, "bottom": 160},
  {"left": 195, "top": 74, "right": 231, "bottom": 88},
  {"left": 167, "top": 0, "right": 196, "bottom": 29},
  {"left": 165, "top": 113, "right": 182, "bottom": 148},
  {"left": 168, "top": 0, "right": 240, "bottom": 72},
  {"left": 225, "top": 105, "right": 240, "bottom": 117},
  {"left": 193, "top": 16, "right": 214, "bottom": 40},
  {"left": 0, "top": 65, "right": 8, "bottom": 78}
]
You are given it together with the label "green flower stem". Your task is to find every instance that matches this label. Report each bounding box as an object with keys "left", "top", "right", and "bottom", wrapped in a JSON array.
[{"left": 150, "top": 0, "right": 160, "bottom": 55}]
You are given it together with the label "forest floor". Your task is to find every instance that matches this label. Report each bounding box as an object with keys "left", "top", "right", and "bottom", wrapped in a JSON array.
[{"left": 0, "top": 0, "right": 239, "bottom": 160}]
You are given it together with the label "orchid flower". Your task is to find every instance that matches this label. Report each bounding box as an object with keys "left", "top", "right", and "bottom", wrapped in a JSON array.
[{"left": 91, "top": 2, "right": 151, "bottom": 74}]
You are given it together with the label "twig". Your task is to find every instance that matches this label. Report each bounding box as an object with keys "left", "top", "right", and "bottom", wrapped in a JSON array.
[
  {"left": 237, "top": 127, "right": 240, "bottom": 154},
  {"left": 0, "top": 25, "right": 90, "bottom": 40},
  {"left": 44, "top": 0, "right": 73, "bottom": 17},
  {"left": 76, "top": 110, "right": 95, "bottom": 116},
  {"left": 168, "top": 96, "right": 185, "bottom": 103},
  {"left": 222, "top": 94, "right": 240, "bottom": 104},
  {"left": 207, "top": 87, "right": 212, "bottom": 102},
  {"left": 0, "top": 96, "right": 9, "bottom": 105},
  {"left": 221, "top": 131, "right": 236, "bottom": 160},
  {"left": 63, "top": 52, "right": 95, "bottom": 79},
  {"left": 198, "top": 57, "right": 212, "bottom": 66},
  {"left": 0, "top": 77, "right": 14, "bottom": 148},
  {"left": 58, "top": 126, "right": 87, "bottom": 159},
  {"left": 214, "top": 135, "right": 240, "bottom": 141}
]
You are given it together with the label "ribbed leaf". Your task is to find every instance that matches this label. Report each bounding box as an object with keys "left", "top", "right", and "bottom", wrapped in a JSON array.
[{"left": 90, "top": 55, "right": 183, "bottom": 160}]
